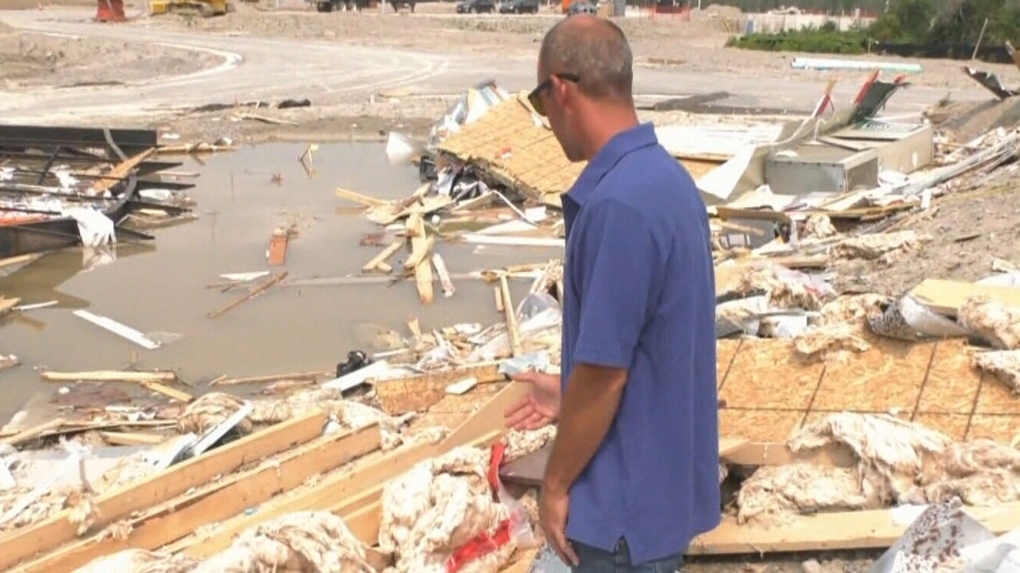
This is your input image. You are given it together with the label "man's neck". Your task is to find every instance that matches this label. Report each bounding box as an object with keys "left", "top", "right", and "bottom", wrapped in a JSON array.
[{"left": 581, "top": 106, "right": 640, "bottom": 161}]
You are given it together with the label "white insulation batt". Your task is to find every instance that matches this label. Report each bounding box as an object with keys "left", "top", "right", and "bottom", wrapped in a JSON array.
[{"left": 736, "top": 413, "right": 1020, "bottom": 525}]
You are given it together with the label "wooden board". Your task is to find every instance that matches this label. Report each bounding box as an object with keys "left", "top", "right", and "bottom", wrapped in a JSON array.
[
  {"left": 687, "top": 502, "right": 1020, "bottom": 555},
  {"left": 909, "top": 278, "right": 1020, "bottom": 316},
  {"left": 12, "top": 423, "right": 381, "bottom": 573},
  {"left": 0, "top": 411, "right": 329, "bottom": 571},
  {"left": 373, "top": 362, "right": 505, "bottom": 415},
  {"left": 178, "top": 383, "right": 525, "bottom": 558}
]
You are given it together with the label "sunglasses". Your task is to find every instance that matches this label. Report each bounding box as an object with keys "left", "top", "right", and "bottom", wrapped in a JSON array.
[{"left": 527, "top": 73, "right": 580, "bottom": 117}]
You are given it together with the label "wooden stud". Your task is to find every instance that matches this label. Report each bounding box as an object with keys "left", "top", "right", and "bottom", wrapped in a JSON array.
[
  {"left": 0, "top": 418, "right": 65, "bottom": 447},
  {"left": 207, "top": 272, "right": 288, "bottom": 319},
  {"left": 0, "top": 411, "right": 329, "bottom": 572},
  {"left": 335, "top": 188, "right": 389, "bottom": 208},
  {"left": 139, "top": 381, "right": 193, "bottom": 403},
  {"left": 10, "top": 423, "right": 381, "bottom": 573},
  {"left": 40, "top": 370, "right": 177, "bottom": 383},
  {"left": 499, "top": 275, "right": 522, "bottom": 358},
  {"left": 363, "top": 240, "right": 405, "bottom": 273},
  {"left": 97, "top": 432, "right": 167, "bottom": 446},
  {"left": 688, "top": 502, "right": 1020, "bottom": 555},
  {"left": 91, "top": 149, "right": 154, "bottom": 194}
]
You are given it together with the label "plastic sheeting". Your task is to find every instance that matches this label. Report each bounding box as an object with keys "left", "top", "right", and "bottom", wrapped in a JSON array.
[{"left": 870, "top": 498, "right": 1020, "bottom": 573}]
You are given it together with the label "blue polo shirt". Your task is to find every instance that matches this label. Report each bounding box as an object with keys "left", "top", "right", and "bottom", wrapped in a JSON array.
[{"left": 560, "top": 123, "right": 720, "bottom": 565}]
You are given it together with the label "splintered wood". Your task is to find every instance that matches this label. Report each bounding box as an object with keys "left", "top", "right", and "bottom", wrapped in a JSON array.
[
  {"left": 363, "top": 240, "right": 404, "bottom": 274},
  {"left": 406, "top": 214, "right": 434, "bottom": 304},
  {"left": 718, "top": 336, "right": 1020, "bottom": 444},
  {"left": 207, "top": 272, "right": 288, "bottom": 319}
]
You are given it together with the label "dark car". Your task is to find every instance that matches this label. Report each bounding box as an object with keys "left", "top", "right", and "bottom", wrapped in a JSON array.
[
  {"left": 499, "top": 0, "right": 538, "bottom": 13},
  {"left": 456, "top": 0, "right": 495, "bottom": 12},
  {"left": 566, "top": 0, "right": 595, "bottom": 14}
]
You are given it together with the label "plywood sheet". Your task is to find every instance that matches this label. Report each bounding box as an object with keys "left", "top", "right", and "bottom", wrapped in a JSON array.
[
  {"left": 974, "top": 374, "right": 1020, "bottom": 415},
  {"left": 720, "top": 339, "right": 823, "bottom": 409},
  {"left": 915, "top": 339, "right": 982, "bottom": 415},
  {"left": 718, "top": 409, "right": 806, "bottom": 442},
  {"left": 912, "top": 413, "right": 970, "bottom": 440},
  {"left": 909, "top": 279, "right": 1020, "bottom": 316},
  {"left": 966, "top": 414, "right": 1020, "bottom": 442},
  {"left": 437, "top": 95, "right": 585, "bottom": 199},
  {"left": 812, "top": 338, "right": 934, "bottom": 412},
  {"left": 716, "top": 339, "right": 742, "bottom": 389}
]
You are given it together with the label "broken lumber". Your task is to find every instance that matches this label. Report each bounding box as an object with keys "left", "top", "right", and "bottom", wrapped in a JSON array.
[
  {"left": 0, "top": 297, "right": 21, "bottom": 316},
  {"left": 336, "top": 187, "right": 389, "bottom": 208},
  {"left": 909, "top": 278, "right": 1020, "bottom": 316},
  {"left": 0, "top": 411, "right": 329, "bottom": 572},
  {"left": 0, "top": 417, "right": 66, "bottom": 447},
  {"left": 179, "top": 438, "right": 439, "bottom": 558},
  {"left": 409, "top": 215, "right": 434, "bottom": 304},
  {"left": 210, "top": 370, "right": 332, "bottom": 386},
  {"left": 404, "top": 234, "right": 436, "bottom": 270},
  {"left": 97, "top": 431, "right": 167, "bottom": 446},
  {"left": 12, "top": 423, "right": 382, "bottom": 573},
  {"left": 39, "top": 370, "right": 177, "bottom": 383},
  {"left": 373, "top": 362, "right": 505, "bottom": 415},
  {"left": 363, "top": 239, "right": 404, "bottom": 273},
  {"left": 499, "top": 275, "right": 523, "bottom": 357},
  {"left": 207, "top": 271, "right": 288, "bottom": 319},
  {"left": 91, "top": 149, "right": 155, "bottom": 194},
  {"left": 179, "top": 384, "right": 523, "bottom": 559},
  {"left": 432, "top": 253, "right": 456, "bottom": 297},
  {"left": 687, "top": 502, "right": 1020, "bottom": 555},
  {"left": 139, "top": 380, "right": 193, "bottom": 403}
]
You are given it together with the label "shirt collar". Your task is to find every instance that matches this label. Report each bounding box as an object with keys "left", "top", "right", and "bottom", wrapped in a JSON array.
[{"left": 564, "top": 122, "right": 658, "bottom": 206}]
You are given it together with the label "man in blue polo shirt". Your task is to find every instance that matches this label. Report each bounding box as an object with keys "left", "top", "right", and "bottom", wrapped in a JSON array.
[{"left": 503, "top": 14, "right": 720, "bottom": 573}]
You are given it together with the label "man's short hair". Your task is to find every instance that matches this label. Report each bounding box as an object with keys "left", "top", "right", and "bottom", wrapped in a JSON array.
[{"left": 538, "top": 15, "right": 633, "bottom": 103}]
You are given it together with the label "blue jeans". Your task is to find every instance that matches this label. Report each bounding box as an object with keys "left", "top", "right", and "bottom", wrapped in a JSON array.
[{"left": 570, "top": 538, "right": 683, "bottom": 573}]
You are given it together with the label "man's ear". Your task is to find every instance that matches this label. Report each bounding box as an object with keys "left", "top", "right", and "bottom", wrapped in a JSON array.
[{"left": 551, "top": 75, "right": 572, "bottom": 112}]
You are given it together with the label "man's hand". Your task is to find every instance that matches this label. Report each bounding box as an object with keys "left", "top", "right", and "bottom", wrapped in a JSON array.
[
  {"left": 504, "top": 371, "right": 561, "bottom": 430},
  {"left": 540, "top": 485, "right": 579, "bottom": 566}
]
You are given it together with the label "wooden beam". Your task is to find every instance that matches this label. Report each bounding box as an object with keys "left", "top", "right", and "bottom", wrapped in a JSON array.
[
  {"left": 0, "top": 417, "right": 65, "bottom": 447},
  {"left": 92, "top": 149, "right": 155, "bottom": 194},
  {"left": 336, "top": 187, "right": 390, "bottom": 208},
  {"left": 139, "top": 380, "right": 193, "bottom": 403},
  {"left": 179, "top": 438, "right": 439, "bottom": 559},
  {"left": 909, "top": 278, "right": 1020, "bottom": 316},
  {"left": 687, "top": 502, "right": 1020, "bottom": 555},
  {"left": 0, "top": 411, "right": 329, "bottom": 572},
  {"left": 441, "top": 382, "right": 530, "bottom": 450},
  {"left": 40, "top": 370, "right": 177, "bottom": 383},
  {"left": 363, "top": 239, "right": 405, "bottom": 273},
  {"left": 97, "top": 431, "right": 167, "bottom": 446},
  {"left": 11, "top": 424, "right": 381, "bottom": 573},
  {"left": 207, "top": 271, "right": 288, "bottom": 319},
  {"left": 410, "top": 216, "right": 434, "bottom": 304},
  {"left": 177, "top": 389, "right": 517, "bottom": 559},
  {"left": 499, "top": 275, "right": 522, "bottom": 357}
]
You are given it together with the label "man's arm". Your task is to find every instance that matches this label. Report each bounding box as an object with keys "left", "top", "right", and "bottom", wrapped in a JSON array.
[{"left": 543, "top": 362, "right": 627, "bottom": 494}]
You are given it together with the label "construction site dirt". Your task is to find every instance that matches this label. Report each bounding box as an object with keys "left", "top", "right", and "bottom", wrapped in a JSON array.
[{"left": 7, "top": 2, "right": 1020, "bottom": 573}]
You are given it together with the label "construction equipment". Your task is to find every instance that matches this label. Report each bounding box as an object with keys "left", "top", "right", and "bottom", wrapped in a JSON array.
[{"left": 149, "top": 0, "right": 232, "bottom": 17}]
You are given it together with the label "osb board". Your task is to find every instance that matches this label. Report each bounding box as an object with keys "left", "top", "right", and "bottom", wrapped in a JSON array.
[
  {"left": 437, "top": 95, "right": 585, "bottom": 199},
  {"left": 966, "top": 414, "right": 1020, "bottom": 442},
  {"left": 915, "top": 338, "right": 982, "bottom": 414},
  {"left": 909, "top": 278, "right": 1020, "bottom": 316},
  {"left": 810, "top": 336, "right": 934, "bottom": 412},
  {"left": 717, "top": 337, "right": 1020, "bottom": 445},
  {"left": 716, "top": 339, "right": 741, "bottom": 388},
  {"left": 411, "top": 383, "right": 506, "bottom": 431},
  {"left": 975, "top": 374, "right": 1020, "bottom": 415},
  {"left": 720, "top": 339, "right": 824, "bottom": 409},
  {"left": 913, "top": 413, "right": 970, "bottom": 440},
  {"left": 718, "top": 409, "right": 806, "bottom": 443}
]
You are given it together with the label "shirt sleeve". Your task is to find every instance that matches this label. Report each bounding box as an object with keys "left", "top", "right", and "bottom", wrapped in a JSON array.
[{"left": 572, "top": 201, "right": 661, "bottom": 370}]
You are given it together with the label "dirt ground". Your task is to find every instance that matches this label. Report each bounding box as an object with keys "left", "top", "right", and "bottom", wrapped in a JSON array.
[{"left": 137, "top": 1, "right": 1020, "bottom": 91}]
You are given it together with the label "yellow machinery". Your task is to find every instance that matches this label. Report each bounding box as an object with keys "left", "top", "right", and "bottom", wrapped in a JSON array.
[{"left": 150, "top": 0, "right": 232, "bottom": 17}]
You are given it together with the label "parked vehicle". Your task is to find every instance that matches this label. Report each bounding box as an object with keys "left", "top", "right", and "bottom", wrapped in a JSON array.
[
  {"left": 499, "top": 0, "right": 538, "bottom": 13},
  {"left": 456, "top": 0, "right": 495, "bottom": 13}
]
